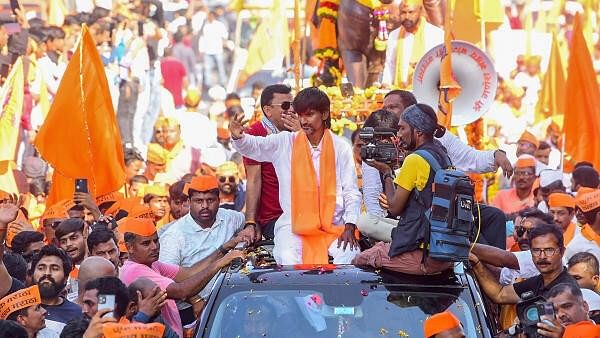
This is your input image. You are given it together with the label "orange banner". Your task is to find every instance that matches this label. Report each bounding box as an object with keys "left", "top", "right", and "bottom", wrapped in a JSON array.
[
  {"left": 102, "top": 322, "right": 165, "bottom": 338},
  {"left": 0, "top": 285, "right": 41, "bottom": 319}
]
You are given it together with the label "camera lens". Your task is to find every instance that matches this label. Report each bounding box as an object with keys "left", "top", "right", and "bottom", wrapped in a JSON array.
[{"left": 525, "top": 306, "right": 539, "bottom": 321}]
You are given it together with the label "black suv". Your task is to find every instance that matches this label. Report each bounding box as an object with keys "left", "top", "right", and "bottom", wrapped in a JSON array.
[{"left": 194, "top": 246, "right": 497, "bottom": 338}]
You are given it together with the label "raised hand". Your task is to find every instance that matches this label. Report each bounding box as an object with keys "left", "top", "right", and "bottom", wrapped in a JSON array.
[{"left": 228, "top": 113, "right": 249, "bottom": 140}]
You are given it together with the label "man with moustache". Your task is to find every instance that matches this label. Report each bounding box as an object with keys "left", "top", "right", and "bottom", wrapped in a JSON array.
[
  {"left": 30, "top": 245, "right": 81, "bottom": 333},
  {"left": 382, "top": 0, "right": 443, "bottom": 88},
  {"left": 54, "top": 219, "right": 88, "bottom": 303},
  {"left": 215, "top": 161, "right": 245, "bottom": 211}
]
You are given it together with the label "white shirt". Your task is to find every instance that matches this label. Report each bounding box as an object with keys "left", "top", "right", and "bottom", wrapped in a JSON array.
[
  {"left": 159, "top": 210, "right": 244, "bottom": 299},
  {"left": 233, "top": 130, "right": 361, "bottom": 230},
  {"left": 382, "top": 21, "right": 444, "bottom": 85},
  {"left": 565, "top": 231, "right": 600, "bottom": 263},
  {"left": 199, "top": 20, "right": 228, "bottom": 55},
  {"left": 37, "top": 328, "right": 60, "bottom": 338},
  {"left": 362, "top": 133, "right": 497, "bottom": 216},
  {"left": 499, "top": 250, "right": 539, "bottom": 285},
  {"left": 168, "top": 110, "right": 217, "bottom": 150}
]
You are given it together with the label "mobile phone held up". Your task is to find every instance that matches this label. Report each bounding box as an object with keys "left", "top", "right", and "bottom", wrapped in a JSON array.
[
  {"left": 97, "top": 294, "right": 115, "bottom": 318},
  {"left": 10, "top": 0, "right": 20, "bottom": 15},
  {"left": 75, "top": 178, "right": 88, "bottom": 194}
]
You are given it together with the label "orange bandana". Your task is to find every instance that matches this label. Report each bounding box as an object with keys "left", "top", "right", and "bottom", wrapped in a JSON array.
[
  {"left": 0, "top": 285, "right": 41, "bottom": 319},
  {"left": 518, "top": 130, "right": 540, "bottom": 148},
  {"left": 184, "top": 175, "right": 218, "bottom": 195},
  {"left": 291, "top": 131, "right": 344, "bottom": 264},
  {"left": 576, "top": 188, "right": 600, "bottom": 212},
  {"left": 515, "top": 156, "right": 536, "bottom": 169},
  {"left": 423, "top": 311, "right": 461, "bottom": 338},
  {"left": 548, "top": 193, "right": 576, "bottom": 208},
  {"left": 103, "top": 318, "right": 165, "bottom": 338}
]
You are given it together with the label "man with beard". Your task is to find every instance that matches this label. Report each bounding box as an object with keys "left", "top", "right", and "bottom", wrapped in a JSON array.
[
  {"left": 382, "top": 0, "right": 443, "bottom": 88},
  {"left": 54, "top": 219, "right": 88, "bottom": 303},
  {"left": 30, "top": 245, "right": 81, "bottom": 333},
  {"left": 142, "top": 184, "right": 170, "bottom": 228},
  {"left": 4, "top": 286, "right": 59, "bottom": 338},
  {"left": 469, "top": 224, "right": 578, "bottom": 305},
  {"left": 492, "top": 155, "right": 537, "bottom": 217},
  {"left": 159, "top": 176, "right": 254, "bottom": 325},
  {"left": 215, "top": 161, "right": 245, "bottom": 211},
  {"left": 120, "top": 217, "right": 245, "bottom": 337},
  {"left": 231, "top": 87, "right": 361, "bottom": 265},
  {"left": 168, "top": 180, "right": 189, "bottom": 221},
  {"left": 86, "top": 227, "right": 120, "bottom": 269},
  {"left": 546, "top": 283, "right": 600, "bottom": 335},
  {"left": 244, "top": 84, "right": 299, "bottom": 241},
  {"left": 152, "top": 117, "right": 202, "bottom": 181}
]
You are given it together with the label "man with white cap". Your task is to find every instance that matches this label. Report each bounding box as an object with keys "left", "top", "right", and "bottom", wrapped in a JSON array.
[
  {"left": 582, "top": 288, "right": 600, "bottom": 323},
  {"left": 537, "top": 169, "right": 567, "bottom": 213}
]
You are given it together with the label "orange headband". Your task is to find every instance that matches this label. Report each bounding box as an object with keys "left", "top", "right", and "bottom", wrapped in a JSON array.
[
  {"left": 576, "top": 188, "right": 600, "bottom": 213},
  {"left": 0, "top": 285, "right": 41, "bottom": 319},
  {"left": 548, "top": 193, "right": 576, "bottom": 209},
  {"left": 423, "top": 311, "right": 461, "bottom": 338},
  {"left": 184, "top": 175, "right": 218, "bottom": 195}
]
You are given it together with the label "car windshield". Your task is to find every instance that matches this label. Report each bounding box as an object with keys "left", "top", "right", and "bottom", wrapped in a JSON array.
[{"left": 206, "top": 288, "right": 479, "bottom": 338}]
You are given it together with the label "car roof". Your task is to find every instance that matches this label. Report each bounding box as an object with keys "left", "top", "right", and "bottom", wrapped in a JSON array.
[{"left": 223, "top": 264, "right": 467, "bottom": 289}]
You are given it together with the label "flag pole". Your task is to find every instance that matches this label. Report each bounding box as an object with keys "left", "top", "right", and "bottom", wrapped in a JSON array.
[
  {"left": 293, "top": 0, "right": 302, "bottom": 92},
  {"left": 479, "top": 0, "right": 486, "bottom": 51}
]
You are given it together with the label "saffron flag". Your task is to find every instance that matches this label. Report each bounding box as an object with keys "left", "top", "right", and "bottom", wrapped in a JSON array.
[
  {"left": 535, "top": 33, "right": 565, "bottom": 124},
  {"left": 437, "top": 0, "right": 461, "bottom": 128},
  {"left": 0, "top": 57, "right": 25, "bottom": 162},
  {"left": 563, "top": 13, "right": 600, "bottom": 170},
  {"left": 34, "top": 25, "right": 126, "bottom": 204},
  {"left": 239, "top": 0, "right": 289, "bottom": 82},
  {"left": 452, "top": 0, "right": 504, "bottom": 47}
]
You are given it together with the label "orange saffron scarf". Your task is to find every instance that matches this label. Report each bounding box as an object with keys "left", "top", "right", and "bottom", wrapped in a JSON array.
[
  {"left": 394, "top": 17, "right": 426, "bottom": 88},
  {"left": 291, "top": 130, "right": 344, "bottom": 264}
]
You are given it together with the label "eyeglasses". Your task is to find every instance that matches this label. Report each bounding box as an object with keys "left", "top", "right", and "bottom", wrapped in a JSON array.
[
  {"left": 515, "top": 226, "right": 531, "bottom": 237},
  {"left": 219, "top": 176, "right": 236, "bottom": 183},
  {"left": 270, "top": 101, "right": 292, "bottom": 111},
  {"left": 531, "top": 248, "right": 559, "bottom": 257}
]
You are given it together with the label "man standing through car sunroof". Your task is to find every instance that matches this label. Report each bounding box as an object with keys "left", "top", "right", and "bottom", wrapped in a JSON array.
[{"left": 230, "top": 87, "right": 362, "bottom": 265}]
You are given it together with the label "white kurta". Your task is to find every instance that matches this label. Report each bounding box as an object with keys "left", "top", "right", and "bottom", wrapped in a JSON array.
[
  {"left": 233, "top": 130, "right": 361, "bottom": 265},
  {"left": 382, "top": 21, "right": 444, "bottom": 85}
]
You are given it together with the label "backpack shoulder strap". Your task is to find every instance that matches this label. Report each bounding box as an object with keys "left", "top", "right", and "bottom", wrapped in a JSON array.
[{"left": 414, "top": 149, "right": 442, "bottom": 172}]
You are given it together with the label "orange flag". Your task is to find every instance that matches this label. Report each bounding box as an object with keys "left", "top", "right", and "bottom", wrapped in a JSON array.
[
  {"left": 34, "top": 25, "right": 126, "bottom": 204},
  {"left": 438, "top": 0, "right": 462, "bottom": 128},
  {"left": 563, "top": 13, "right": 600, "bottom": 171},
  {"left": 535, "top": 33, "right": 566, "bottom": 123}
]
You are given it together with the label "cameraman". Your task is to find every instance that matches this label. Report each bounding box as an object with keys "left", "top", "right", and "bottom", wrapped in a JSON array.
[
  {"left": 353, "top": 104, "right": 452, "bottom": 274},
  {"left": 470, "top": 224, "right": 578, "bottom": 306},
  {"left": 543, "top": 283, "right": 599, "bottom": 337}
]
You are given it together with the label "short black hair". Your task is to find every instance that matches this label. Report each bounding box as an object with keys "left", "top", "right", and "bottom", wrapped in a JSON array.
[
  {"left": 6, "top": 307, "right": 28, "bottom": 322},
  {"left": 87, "top": 227, "right": 117, "bottom": 254},
  {"left": 364, "top": 109, "right": 400, "bottom": 130},
  {"left": 11, "top": 231, "right": 44, "bottom": 255},
  {"left": 575, "top": 161, "right": 595, "bottom": 169},
  {"left": 3, "top": 251, "right": 27, "bottom": 283},
  {"left": 568, "top": 252, "right": 600, "bottom": 275},
  {"left": 124, "top": 147, "right": 144, "bottom": 166},
  {"left": 54, "top": 218, "right": 86, "bottom": 240},
  {"left": 537, "top": 141, "right": 551, "bottom": 151},
  {"left": 260, "top": 84, "right": 292, "bottom": 113},
  {"left": 169, "top": 180, "right": 188, "bottom": 201},
  {"left": 84, "top": 277, "right": 129, "bottom": 319},
  {"left": 47, "top": 26, "right": 66, "bottom": 40},
  {"left": 573, "top": 166, "right": 600, "bottom": 189},
  {"left": 0, "top": 320, "right": 28, "bottom": 338},
  {"left": 131, "top": 175, "right": 149, "bottom": 184},
  {"left": 547, "top": 282, "right": 583, "bottom": 300},
  {"left": 528, "top": 223, "right": 564, "bottom": 249},
  {"left": 60, "top": 317, "right": 90, "bottom": 338},
  {"left": 29, "top": 245, "right": 73, "bottom": 277},
  {"left": 518, "top": 207, "right": 556, "bottom": 224},
  {"left": 384, "top": 90, "right": 417, "bottom": 107},
  {"left": 293, "top": 87, "right": 331, "bottom": 128}
]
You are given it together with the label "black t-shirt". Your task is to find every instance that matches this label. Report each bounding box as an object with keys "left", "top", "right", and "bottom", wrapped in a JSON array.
[
  {"left": 7, "top": 277, "right": 24, "bottom": 295},
  {"left": 513, "top": 268, "right": 578, "bottom": 299}
]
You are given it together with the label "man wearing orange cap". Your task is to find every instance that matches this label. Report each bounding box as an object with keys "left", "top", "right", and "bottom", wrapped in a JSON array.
[
  {"left": 423, "top": 311, "right": 464, "bottom": 338},
  {"left": 216, "top": 127, "right": 236, "bottom": 161},
  {"left": 3, "top": 285, "right": 59, "bottom": 338},
  {"left": 548, "top": 193, "right": 579, "bottom": 246},
  {"left": 159, "top": 176, "right": 253, "bottom": 323},
  {"left": 152, "top": 117, "right": 202, "bottom": 181},
  {"left": 492, "top": 155, "right": 537, "bottom": 216},
  {"left": 564, "top": 189, "right": 600, "bottom": 263},
  {"left": 382, "top": 0, "right": 443, "bottom": 88},
  {"left": 230, "top": 88, "right": 361, "bottom": 265},
  {"left": 517, "top": 130, "right": 540, "bottom": 158},
  {"left": 119, "top": 217, "right": 244, "bottom": 337}
]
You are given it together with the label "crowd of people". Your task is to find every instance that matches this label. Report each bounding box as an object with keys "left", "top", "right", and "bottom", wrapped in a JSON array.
[{"left": 1, "top": 0, "right": 600, "bottom": 337}]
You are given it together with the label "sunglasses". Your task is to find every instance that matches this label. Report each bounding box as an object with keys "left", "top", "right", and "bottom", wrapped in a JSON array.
[
  {"left": 219, "top": 176, "right": 236, "bottom": 183},
  {"left": 270, "top": 101, "right": 292, "bottom": 111}
]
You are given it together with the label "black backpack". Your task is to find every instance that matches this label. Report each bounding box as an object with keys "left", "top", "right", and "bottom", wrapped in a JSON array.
[{"left": 414, "top": 150, "right": 476, "bottom": 262}]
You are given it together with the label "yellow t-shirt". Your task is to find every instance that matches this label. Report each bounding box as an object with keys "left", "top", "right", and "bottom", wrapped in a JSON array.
[{"left": 393, "top": 153, "right": 431, "bottom": 192}]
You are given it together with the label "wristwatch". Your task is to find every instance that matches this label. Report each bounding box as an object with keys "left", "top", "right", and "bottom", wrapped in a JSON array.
[
  {"left": 382, "top": 172, "right": 394, "bottom": 181},
  {"left": 218, "top": 245, "right": 229, "bottom": 256}
]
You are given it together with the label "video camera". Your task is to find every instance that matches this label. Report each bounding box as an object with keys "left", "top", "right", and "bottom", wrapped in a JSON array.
[
  {"left": 508, "top": 292, "right": 555, "bottom": 337},
  {"left": 359, "top": 127, "right": 400, "bottom": 165}
]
